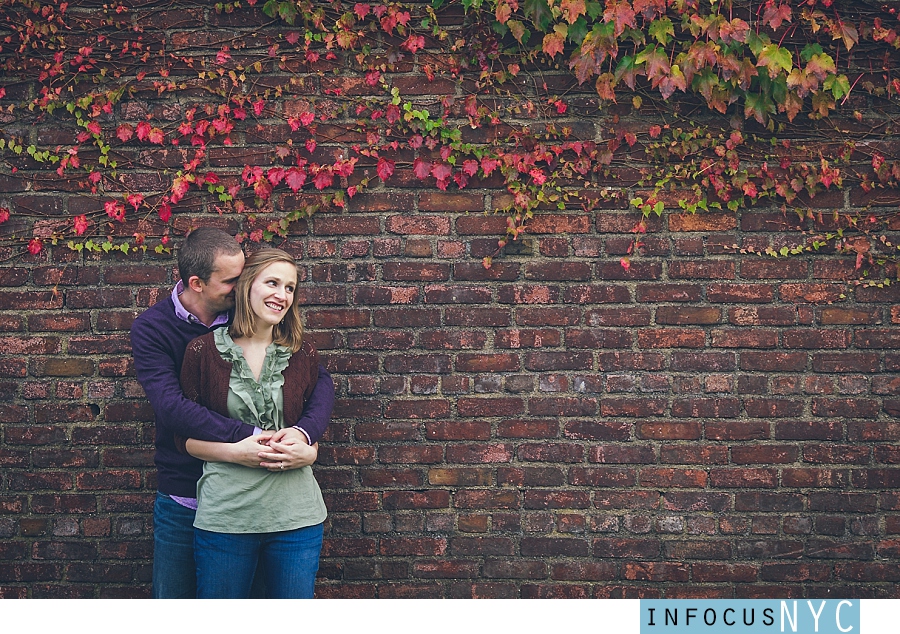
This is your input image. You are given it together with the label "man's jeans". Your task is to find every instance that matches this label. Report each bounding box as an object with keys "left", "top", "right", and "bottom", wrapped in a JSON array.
[
  {"left": 194, "top": 523, "right": 324, "bottom": 599},
  {"left": 152, "top": 492, "right": 197, "bottom": 599}
]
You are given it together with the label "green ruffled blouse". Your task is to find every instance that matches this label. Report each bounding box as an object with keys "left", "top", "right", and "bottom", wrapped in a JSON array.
[{"left": 193, "top": 329, "right": 327, "bottom": 534}]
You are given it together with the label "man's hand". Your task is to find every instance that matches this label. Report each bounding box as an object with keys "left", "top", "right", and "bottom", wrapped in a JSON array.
[{"left": 259, "top": 427, "right": 318, "bottom": 471}]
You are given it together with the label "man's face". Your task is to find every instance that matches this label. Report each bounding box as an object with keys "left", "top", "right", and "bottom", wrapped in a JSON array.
[{"left": 197, "top": 251, "right": 245, "bottom": 314}]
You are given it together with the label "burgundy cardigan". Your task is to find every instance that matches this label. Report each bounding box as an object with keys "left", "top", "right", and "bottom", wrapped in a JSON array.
[{"left": 179, "top": 332, "right": 320, "bottom": 449}]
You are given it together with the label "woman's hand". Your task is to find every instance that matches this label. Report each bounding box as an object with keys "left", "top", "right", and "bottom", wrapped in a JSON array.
[
  {"left": 185, "top": 432, "right": 274, "bottom": 468},
  {"left": 259, "top": 427, "right": 318, "bottom": 471}
]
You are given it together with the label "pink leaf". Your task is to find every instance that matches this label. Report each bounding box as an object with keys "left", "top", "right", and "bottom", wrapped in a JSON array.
[
  {"left": 116, "top": 124, "right": 134, "bottom": 142},
  {"left": 158, "top": 201, "right": 172, "bottom": 223},
  {"left": 135, "top": 121, "right": 151, "bottom": 141},
  {"left": 377, "top": 157, "right": 395, "bottom": 181},
  {"left": 413, "top": 157, "right": 432, "bottom": 179},
  {"left": 73, "top": 215, "right": 88, "bottom": 236},
  {"left": 313, "top": 169, "right": 334, "bottom": 190},
  {"left": 127, "top": 193, "right": 144, "bottom": 210}
]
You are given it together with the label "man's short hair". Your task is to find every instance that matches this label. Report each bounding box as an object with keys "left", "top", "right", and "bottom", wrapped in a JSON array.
[{"left": 177, "top": 227, "right": 243, "bottom": 283}]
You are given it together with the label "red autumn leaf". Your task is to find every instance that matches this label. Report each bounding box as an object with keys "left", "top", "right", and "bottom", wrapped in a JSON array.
[
  {"left": 170, "top": 177, "right": 190, "bottom": 204},
  {"left": 413, "top": 157, "right": 432, "bottom": 180},
  {"left": 148, "top": 127, "right": 165, "bottom": 144},
  {"left": 377, "top": 157, "right": 395, "bottom": 181},
  {"left": 462, "top": 159, "right": 479, "bottom": 177},
  {"left": 604, "top": 0, "right": 637, "bottom": 36},
  {"left": 481, "top": 157, "right": 499, "bottom": 176},
  {"left": 285, "top": 167, "right": 307, "bottom": 192},
  {"left": 495, "top": 2, "right": 512, "bottom": 23},
  {"left": 542, "top": 25, "right": 567, "bottom": 59},
  {"left": 28, "top": 238, "right": 42, "bottom": 255},
  {"left": 0, "top": 207, "right": 8, "bottom": 224},
  {"left": 267, "top": 167, "right": 285, "bottom": 186},
  {"left": 253, "top": 99, "right": 265, "bottom": 116},
  {"left": 313, "top": 169, "right": 334, "bottom": 190},
  {"left": 633, "top": 0, "right": 666, "bottom": 20},
  {"left": 253, "top": 177, "right": 273, "bottom": 200},
  {"left": 649, "top": 125, "right": 662, "bottom": 138},
  {"left": 354, "top": 3, "right": 370, "bottom": 20},
  {"left": 88, "top": 171, "right": 102, "bottom": 185},
  {"left": 158, "top": 201, "right": 172, "bottom": 223},
  {"left": 127, "top": 193, "right": 144, "bottom": 210},
  {"left": 105, "top": 200, "right": 126, "bottom": 222},
  {"left": 431, "top": 162, "right": 452, "bottom": 182},
  {"left": 87, "top": 121, "right": 102, "bottom": 136},
  {"left": 73, "top": 215, "right": 88, "bottom": 235},
  {"left": 135, "top": 121, "right": 151, "bottom": 141},
  {"left": 402, "top": 35, "right": 425, "bottom": 54},
  {"left": 761, "top": 2, "right": 792, "bottom": 31},
  {"left": 560, "top": 0, "right": 586, "bottom": 25},
  {"left": 595, "top": 73, "right": 617, "bottom": 102}
]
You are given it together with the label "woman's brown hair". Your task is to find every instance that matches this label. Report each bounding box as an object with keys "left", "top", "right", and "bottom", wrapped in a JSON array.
[{"left": 229, "top": 249, "right": 304, "bottom": 352}]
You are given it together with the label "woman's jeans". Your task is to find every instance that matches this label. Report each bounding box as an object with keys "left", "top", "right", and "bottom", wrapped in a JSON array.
[{"left": 194, "top": 523, "right": 324, "bottom": 599}]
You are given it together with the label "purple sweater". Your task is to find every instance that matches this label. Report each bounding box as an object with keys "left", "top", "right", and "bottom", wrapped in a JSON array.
[{"left": 130, "top": 296, "right": 334, "bottom": 497}]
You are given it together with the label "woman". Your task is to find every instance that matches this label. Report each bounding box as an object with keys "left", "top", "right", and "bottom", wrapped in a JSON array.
[{"left": 179, "top": 248, "right": 327, "bottom": 599}]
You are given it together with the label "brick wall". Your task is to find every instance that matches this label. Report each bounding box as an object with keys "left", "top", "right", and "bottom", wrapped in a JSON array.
[
  {"left": 2, "top": 210, "right": 899, "bottom": 598},
  {"left": 2, "top": 2, "right": 900, "bottom": 599}
]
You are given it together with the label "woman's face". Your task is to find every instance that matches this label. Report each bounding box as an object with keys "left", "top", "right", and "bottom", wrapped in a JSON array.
[{"left": 248, "top": 260, "right": 297, "bottom": 328}]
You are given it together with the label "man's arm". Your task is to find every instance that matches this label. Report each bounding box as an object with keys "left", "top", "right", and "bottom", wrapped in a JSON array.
[
  {"left": 289, "top": 364, "right": 334, "bottom": 445},
  {"left": 130, "top": 318, "right": 255, "bottom": 444}
]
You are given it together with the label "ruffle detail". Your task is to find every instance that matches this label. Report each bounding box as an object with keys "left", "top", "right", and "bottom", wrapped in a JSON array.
[{"left": 213, "top": 328, "right": 291, "bottom": 430}]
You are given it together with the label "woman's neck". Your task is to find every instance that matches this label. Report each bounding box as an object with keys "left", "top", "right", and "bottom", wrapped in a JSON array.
[{"left": 233, "top": 324, "right": 274, "bottom": 347}]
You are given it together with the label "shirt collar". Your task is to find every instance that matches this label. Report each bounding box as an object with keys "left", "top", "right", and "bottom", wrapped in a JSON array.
[{"left": 171, "top": 280, "right": 231, "bottom": 328}]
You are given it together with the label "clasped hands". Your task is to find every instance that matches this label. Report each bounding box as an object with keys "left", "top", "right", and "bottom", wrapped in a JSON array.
[{"left": 231, "top": 427, "right": 318, "bottom": 471}]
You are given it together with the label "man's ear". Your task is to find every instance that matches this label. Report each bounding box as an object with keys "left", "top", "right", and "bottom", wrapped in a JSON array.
[{"left": 186, "top": 275, "right": 205, "bottom": 293}]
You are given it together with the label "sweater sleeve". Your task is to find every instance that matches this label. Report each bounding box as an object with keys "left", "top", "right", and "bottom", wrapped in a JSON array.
[
  {"left": 131, "top": 318, "right": 255, "bottom": 444},
  {"left": 291, "top": 345, "right": 333, "bottom": 445}
]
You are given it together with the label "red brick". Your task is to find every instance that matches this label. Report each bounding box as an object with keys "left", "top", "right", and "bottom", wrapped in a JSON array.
[
  {"left": 728, "top": 306, "right": 798, "bottom": 325},
  {"left": 637, "top": 421, "right": 702, "bottom": 440},
  {"left": 638, "top": 328, "right": 706, "bottom": 348},
  {"left": 669, "top": 260, "right": 735, "bottom": 279},
  {"left": 453, "top": 490, "right": 519, "bottom": 509},
  {"left": 707, "top": 284, "right": 774, "bottom": 303},
  {"left": 640, "top": 468, "right": 708, "bottom": 488},
  {"left": 455, "top": 353, "right": 520, "bottom": 372},
  {"left": 711, "top": 329, "right": 778, "bottom": 348}
]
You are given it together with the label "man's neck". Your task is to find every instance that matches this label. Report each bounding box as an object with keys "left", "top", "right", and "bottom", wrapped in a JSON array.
[{"left": 178, "top": 291, "right": 218, "bottom": 327}]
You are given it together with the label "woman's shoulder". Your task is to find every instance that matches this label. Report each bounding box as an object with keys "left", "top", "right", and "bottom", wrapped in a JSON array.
[{"left": 185, "top": 331, "right": 217, "bottom": 354}]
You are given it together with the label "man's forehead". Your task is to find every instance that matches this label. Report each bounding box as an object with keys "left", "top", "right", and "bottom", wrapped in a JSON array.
[{"left": 212, "top": 251, "right": 245, "bottom": 272}]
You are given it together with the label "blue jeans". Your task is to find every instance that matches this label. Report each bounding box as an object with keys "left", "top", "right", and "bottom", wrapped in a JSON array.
[
  {"left": 152, "top": 492, "right": 197, "bottom": 599},
  {"left": 195, "top": 523, "right": 324, "bottom": 599}
]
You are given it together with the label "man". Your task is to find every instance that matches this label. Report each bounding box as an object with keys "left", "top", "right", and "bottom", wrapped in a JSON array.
[{"left": 130, "top": 227, "right": 334, "bottom": 599}]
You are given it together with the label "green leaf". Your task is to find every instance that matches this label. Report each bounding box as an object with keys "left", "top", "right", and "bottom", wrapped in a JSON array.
[
  {"left": 801, "top": 43, "right": 824, "bottom": 62},
  {"left": 746, "top": 31, "right": 769, "bottom": 57},
  {"left": 523, "top": 0, "right": 553, "bottom": 31},
  {"left": 824, "top": 74, "right": 851, "bottom": 100},
  {"left": 567, "top": 16, "right": 588, "bottom": 45},
  {"left": 757, "top": 44, "right": 792, "bottom": 78},
  {"left": 648, "top": 17, "right": 674, "bottom": 46}
]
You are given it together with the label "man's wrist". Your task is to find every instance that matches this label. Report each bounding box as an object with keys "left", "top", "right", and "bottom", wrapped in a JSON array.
[{"left": 292, "top": 425, "right": 312, "bottom": 444}]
